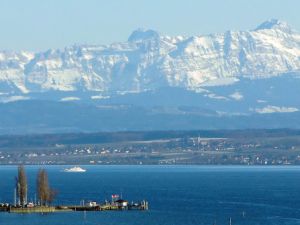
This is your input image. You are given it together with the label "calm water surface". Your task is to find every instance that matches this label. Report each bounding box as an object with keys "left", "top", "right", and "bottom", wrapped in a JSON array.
[{"left": 1, "top": 165, "right": 300, "bottom": 225}]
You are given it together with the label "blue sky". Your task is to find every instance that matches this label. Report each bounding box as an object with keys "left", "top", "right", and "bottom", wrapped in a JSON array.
[{"left": 1, "top": 0, "right": 299, "bottom": 51}]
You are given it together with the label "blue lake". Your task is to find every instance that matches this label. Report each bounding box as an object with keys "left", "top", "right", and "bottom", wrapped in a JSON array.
[{"left": 1, "top": 165, "right": 300, "bottom": 225}]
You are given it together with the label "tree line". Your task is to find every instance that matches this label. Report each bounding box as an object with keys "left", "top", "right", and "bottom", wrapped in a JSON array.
[{"left": 16, "top": 165, "right": 57, "bottom": 207}]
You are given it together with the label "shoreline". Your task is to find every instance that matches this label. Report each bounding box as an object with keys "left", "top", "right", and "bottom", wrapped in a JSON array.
[{"left": 1, "top": 164, "right": 300, "bottom": 167}]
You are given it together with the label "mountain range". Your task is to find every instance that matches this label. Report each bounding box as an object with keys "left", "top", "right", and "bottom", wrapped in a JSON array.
[{"left": 0, "top": 19, "right": 300, "bottom": 134}]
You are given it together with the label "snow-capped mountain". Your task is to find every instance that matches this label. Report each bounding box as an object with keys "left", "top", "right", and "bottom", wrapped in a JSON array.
[
  {"left": 0, "top": 19, "right": 300, "bottom": 134},
  {"left": 0, "top": 19, "right": 299, "bottom": 97}
]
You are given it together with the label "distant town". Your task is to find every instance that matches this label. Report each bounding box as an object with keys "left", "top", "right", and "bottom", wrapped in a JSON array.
[{"left": 0, "top": 129, "right": 300, "bottom": 165}]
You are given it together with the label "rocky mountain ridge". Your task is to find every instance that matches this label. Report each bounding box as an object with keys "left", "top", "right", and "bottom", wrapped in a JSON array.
[{"left": 0, "top": 19, "right": 299, "bottom": 98}]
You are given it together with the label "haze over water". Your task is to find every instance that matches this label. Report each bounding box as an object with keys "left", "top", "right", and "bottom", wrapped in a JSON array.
[{"left": 1, "top": 166, "right": 300, "bottom": 225}]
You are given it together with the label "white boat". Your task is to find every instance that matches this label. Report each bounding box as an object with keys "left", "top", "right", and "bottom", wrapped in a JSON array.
[{"left": 64, "top": 166, "right": 86, "bottom": 172}]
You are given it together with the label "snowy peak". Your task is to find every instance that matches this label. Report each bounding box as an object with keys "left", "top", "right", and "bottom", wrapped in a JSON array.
[
  {"left": 128, "top": 28, "right": 160, "bottom": 42},
  {"left": 0, "top": 19, "right": 299, "bottom": 98},
  {"left": 255, "top": 19, "right": 292, "bottom": 32}
]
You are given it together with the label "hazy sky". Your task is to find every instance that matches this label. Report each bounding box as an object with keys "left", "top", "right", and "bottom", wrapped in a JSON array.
[{"left": 1, "top": 0, "right": 299, "bottom": 51}]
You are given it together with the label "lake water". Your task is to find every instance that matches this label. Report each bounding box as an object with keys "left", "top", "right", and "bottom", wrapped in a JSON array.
[{"left": 1, "top": 166, "right": 300, "bottom": 225}]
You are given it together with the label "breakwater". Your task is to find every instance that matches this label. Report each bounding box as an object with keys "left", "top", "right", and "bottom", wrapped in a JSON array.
[{"left": 1, "top": 200, "right": 149, "bottom": 213}]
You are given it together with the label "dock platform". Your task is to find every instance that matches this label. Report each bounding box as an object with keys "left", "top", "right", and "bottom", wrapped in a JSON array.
[{"left": 1, "top": 200, "right": 149, "bottom": 213}]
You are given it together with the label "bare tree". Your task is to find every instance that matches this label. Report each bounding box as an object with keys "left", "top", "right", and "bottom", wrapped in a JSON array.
[
  {"left": 37, "top": 169, "right": 57, "bottom": 206},
  {"left": 16, "top": 165, "right": 27, "bottom": 207}
]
